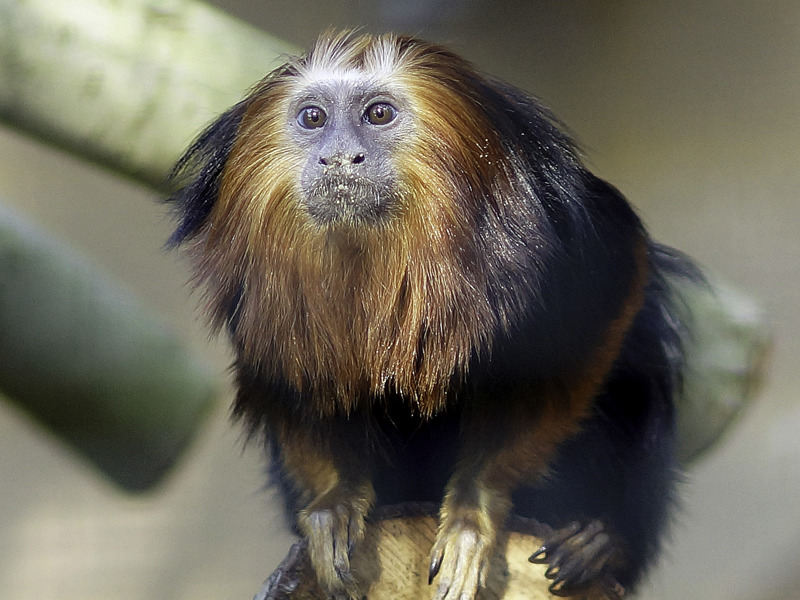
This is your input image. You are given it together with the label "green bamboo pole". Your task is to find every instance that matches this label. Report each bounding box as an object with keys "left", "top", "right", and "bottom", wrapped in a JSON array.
[
  {"left": 0, "top": 205, "right": 218, "bottom": 491},
  {"left": 0, "top": 0, "right": 297, "bottom": 490},
  {"left": 674, "top": 276, "right": 771, "bottom": 461},
  {"left": 0, "top": 0, "right": 297, "bottom": 188}
]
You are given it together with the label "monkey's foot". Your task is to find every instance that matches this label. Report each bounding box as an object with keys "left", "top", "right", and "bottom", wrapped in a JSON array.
[
  {"left": 528, "top": 520, "right": 625, "bottom": 599},
  {"left": 428, "top": 514, "right": 494, "bottom": 600},
  {"left": 298, "top": 485, "right": 374, "bottom": 600}
]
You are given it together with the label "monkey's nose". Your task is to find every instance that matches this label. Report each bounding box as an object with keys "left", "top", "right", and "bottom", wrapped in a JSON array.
[{"left": 319, "top": 152, "right": 366, "bottom": 166}]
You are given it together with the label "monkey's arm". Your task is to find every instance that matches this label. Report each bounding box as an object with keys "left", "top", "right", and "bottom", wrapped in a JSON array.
[
  {"left": 431, "top": 387, "right": 625, "bottom": 600},
  {"left": 429, "top": 242, "right": 648, "bottom": 600},
  {"left": 234, "top": 374, "right": 376, "bottom": 600},
  {"left": 275, "top": 423, "right": 376, "bottom": 599}
]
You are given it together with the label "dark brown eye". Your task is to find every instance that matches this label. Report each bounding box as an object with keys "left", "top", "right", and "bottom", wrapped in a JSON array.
[
  {"left": 298, "top": 106, "right": 327, "bottom": 129},
  {"left": 365, "top": 103, "right": 396, "bottom": 125}
]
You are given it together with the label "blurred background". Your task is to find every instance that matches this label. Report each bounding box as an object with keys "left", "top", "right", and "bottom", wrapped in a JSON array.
[{"left": 0, "top": 1, "right": 798, "bottom": 599}]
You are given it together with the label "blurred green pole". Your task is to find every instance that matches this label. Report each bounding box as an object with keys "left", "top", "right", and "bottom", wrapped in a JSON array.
[
  {"left": 0, "top": 206, "right": 218, "bottom": 491},
  {"left": 674, "top": 276, "right": 771, "bottom": 462},
  {"left": 0, "top": 0, "right": 298, "bottom": 490}
]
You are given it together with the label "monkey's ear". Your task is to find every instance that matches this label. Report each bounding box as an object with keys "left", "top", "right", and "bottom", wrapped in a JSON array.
[{"left": 166, "top": 102, "right": 247, "bottom": 246}]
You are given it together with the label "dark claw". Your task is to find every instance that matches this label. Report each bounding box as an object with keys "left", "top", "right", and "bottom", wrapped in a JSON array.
[
  {"left": 548, "top": 583, "right": 567, "bottom": 597},
  {"left": 548, "top": 581, "right": 574, "bottom": 598},
  {"left": 545, "top": 542, "right": 574, "bottom": 571},
  {"left": 428, "top": 553, "right": 442, "bottom": 584},
  {"left": 529, "top": 545, "right": 548, "bottom": 563},
  {"left": 530, "top": 520, "right": 622, "bottom": 598}
]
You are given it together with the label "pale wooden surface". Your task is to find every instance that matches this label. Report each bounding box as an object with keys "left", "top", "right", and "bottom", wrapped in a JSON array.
[{"left": 255, "top": 504, "right": 611, "bottom": 600}]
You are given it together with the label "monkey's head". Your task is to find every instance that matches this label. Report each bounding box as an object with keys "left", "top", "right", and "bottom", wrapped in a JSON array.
[
  {"left": 171, "top": 31, "right": 582, "bottom": 242},
  {"left": 169, "top": 32, "right": 586, "bottom": 410}
]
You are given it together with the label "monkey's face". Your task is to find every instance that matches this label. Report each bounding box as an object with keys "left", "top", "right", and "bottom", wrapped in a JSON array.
[
  {"left": 289, "top": 79, "right": 412, "bottom": 226},
  {"left": 212, "top": 34, "right": 513, "bottom": 249}
]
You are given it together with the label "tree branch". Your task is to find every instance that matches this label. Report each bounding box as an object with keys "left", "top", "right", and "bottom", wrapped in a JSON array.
[{"left": 0, "top": 0, "right": 297, "bottom": 189}]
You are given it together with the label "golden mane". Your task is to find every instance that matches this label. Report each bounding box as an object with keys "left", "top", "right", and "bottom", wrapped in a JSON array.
[{"left": 186, "top": 33, "right": 532, "bottom": 415}]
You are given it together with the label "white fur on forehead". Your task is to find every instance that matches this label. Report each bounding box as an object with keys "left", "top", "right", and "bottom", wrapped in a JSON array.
[{"left": 297, "top": 32, "right": 406, "bottom": 83}]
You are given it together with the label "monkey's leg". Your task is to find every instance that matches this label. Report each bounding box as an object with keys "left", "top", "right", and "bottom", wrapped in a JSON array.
[
  {"left": 428, "top": 396, "right": 583, "bottom": 600},
  {"left": 429, "top": 253, "right": 648, "bottom": 600},
  {"left": 427, "top": 456, "right": 510, "bottom": 600},
  {"left": 276, "top": 425, "right": 375, "bottom": 599}
]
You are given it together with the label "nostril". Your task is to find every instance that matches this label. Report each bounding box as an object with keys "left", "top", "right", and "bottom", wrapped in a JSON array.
[{"left": 319, "top": 153, "right": 363, "bottom": 167}]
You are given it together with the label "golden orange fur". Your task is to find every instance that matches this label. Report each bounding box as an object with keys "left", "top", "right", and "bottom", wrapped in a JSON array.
[{"left": 188, "top": 33, "right": 535, "bottom": 416}]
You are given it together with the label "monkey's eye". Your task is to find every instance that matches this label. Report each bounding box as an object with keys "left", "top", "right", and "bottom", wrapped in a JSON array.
[
  {"left": 297, "top": 106, "right": 327, "bottom": 129},
  {"left": 364, "top": 103, "right": 397, "bottom": 126}
]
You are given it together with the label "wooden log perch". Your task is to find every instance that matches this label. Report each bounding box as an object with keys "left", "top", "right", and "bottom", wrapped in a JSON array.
[{"left": 254, "top": 503, "right": 613, "bottom": 600}]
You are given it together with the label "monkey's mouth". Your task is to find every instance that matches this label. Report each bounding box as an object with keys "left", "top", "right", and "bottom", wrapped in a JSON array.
[{"left": 304, "top": 175, "right": 397, "bottom": 226}]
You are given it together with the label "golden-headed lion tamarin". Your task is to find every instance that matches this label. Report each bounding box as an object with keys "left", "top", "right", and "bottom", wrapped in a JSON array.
[{"left": 169, "top": 31, "right": 697, "bottom": 599}]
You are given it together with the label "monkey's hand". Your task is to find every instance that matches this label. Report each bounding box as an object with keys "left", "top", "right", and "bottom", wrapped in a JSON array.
[
  {"left": 428, "top": 482, "right": 507, "bottom": 600},
  {"left": 298, "top": 481, "right": 375, "bottom": 600},
  {"left": 428, "top": 511, "right": 494, "bottom": 600},
  {"left": 529, "top": 519, "right": 625, "bottom": 599}
]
